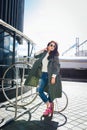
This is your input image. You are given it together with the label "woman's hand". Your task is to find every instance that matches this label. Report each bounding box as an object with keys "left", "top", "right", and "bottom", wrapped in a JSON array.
[
  {"left": 51, "top": 77, "right": 56, "bottom": 84},
  {"left": 42, "top": 47, "right": 47, "bottom": 51}
]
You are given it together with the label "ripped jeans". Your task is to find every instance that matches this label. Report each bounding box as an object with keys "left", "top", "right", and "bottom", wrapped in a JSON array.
[{"left": 37, "top": 72, "right": 52, "bottom": 103}]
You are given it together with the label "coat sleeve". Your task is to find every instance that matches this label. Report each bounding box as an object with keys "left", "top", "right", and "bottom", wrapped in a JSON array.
[{"left": 34, "top": 50, "right": 44, "bottom": 58}]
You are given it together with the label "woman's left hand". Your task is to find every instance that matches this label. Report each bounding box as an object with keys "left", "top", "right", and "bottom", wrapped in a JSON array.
[{"left": 51, "top": 77, "right": 56, "bottom": 84}]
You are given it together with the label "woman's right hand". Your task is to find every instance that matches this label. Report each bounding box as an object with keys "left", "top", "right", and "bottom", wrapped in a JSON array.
[{"left": 42, "top": 48, "right": 47, "bottom": 51}]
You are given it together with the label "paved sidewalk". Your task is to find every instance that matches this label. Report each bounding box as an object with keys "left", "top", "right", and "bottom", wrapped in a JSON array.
[{"left": 0, "top": 81, "right": 87, "bottom": 130}]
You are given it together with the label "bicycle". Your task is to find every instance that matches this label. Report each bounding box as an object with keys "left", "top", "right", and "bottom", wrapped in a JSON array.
[{"left": 2, "top": 62, "right": 68, "bottom": 113}]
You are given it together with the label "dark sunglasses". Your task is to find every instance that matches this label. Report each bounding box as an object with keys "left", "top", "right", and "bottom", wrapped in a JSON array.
[{"left": 49, "top": 44, "right": 56, "bottom": 48}]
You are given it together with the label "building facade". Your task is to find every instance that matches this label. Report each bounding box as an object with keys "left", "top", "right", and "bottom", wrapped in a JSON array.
[{"left": 0, "top": 0, "right": 25, "bottom": 89}]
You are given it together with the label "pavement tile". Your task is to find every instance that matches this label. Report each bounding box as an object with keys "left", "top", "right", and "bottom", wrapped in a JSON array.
[
  {"left": 78, "top": 123, "right": 87, "bottom": 129},
  {"left": 71, "top": 127, "right": 82, "bottom": 130},
  {"left": 64, "top": 123, "right": 74, "bottom": 129},
  {"left": 84, "top": 122, "right": 87, "bottom": 125},
  {"left": 70, "top": 121, "right": 80, "bottom": 126}
]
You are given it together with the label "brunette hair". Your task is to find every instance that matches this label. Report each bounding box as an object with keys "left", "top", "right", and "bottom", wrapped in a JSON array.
[{"left": 47, "top": 40, "right": 59, "bottom": 59}]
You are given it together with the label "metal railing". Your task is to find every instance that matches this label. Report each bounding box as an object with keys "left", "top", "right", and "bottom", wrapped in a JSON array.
[{"left": 0, "top": 20, "right": 36, "bottom": 127}]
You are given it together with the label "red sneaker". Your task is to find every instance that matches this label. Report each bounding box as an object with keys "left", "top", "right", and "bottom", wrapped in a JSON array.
[{"left": 43, "top": 103, "right": 54, "bottom": 116}]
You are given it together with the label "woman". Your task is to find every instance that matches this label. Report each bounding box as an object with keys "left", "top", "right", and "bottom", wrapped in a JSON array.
[{"left": 25, "top": 40, "right": 62, "bottom": 117}]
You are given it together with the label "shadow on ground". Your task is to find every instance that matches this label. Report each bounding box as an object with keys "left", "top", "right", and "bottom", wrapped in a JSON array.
[{"left": 1, "top": 118, "right": 58, "bottom": 130}]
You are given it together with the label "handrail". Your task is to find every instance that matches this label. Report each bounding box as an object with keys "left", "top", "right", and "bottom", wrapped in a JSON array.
[{"left": 0, "top": 19, "right": 36, "bottom": 45}]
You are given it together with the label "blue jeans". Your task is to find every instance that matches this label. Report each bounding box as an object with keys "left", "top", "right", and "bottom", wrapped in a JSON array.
[{"left": 37, "top": 72, "right": 52, "bottom": 103}]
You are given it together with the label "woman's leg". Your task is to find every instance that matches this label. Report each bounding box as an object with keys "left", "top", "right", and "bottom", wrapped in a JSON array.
[
  {"left": 37, "top": 81, "right": 54, "bottom": 116},
  {"left": 37, "top": 78, "right": 48, "bottom": 103},
  {"left": 37, "top": 72, "right": 54, "bottom": 116},
  {"left": 43, "top": 95, "right": 54, "bottom": 116}
]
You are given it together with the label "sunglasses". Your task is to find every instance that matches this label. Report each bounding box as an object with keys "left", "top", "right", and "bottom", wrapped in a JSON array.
[{"left": 49, "top": 44, "right": 56, "bottom": 48}]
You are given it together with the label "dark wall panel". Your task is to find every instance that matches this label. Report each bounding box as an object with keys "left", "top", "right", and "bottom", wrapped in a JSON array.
[{"left": 0, "top": 0, "right": 25, "bottom": 32}]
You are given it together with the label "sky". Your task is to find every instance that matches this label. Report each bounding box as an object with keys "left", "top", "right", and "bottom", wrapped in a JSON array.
[{"left": 24, "top": 0, "right": 87, "bottom": 55}]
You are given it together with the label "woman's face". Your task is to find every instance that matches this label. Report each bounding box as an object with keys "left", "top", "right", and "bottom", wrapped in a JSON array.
[{"left": 47, "top": 42, "right": 56, "bottom": 52}]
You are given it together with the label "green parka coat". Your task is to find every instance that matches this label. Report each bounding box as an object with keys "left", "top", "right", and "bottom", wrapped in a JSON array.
[{"left": 24, "top": 51, "right": 62, "bottom": 101}]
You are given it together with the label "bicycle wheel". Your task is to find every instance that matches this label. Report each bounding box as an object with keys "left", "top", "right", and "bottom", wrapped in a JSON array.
[
  {"left": 53, "top": 91, "right": 68, "bottom": 112},
  {"left": 2, "top": 62, "right": 38, "bottom": 107}
]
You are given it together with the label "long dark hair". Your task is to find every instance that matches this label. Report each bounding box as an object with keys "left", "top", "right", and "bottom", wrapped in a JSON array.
[{"left": 47, "top": 40, "right": 59, "bottom": 60}]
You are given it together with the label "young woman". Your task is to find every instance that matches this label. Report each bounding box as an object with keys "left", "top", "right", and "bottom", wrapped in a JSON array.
[
  {"left": 25, "top": 40, "right": 62, "bottom": 117},
  {"left": 35, "top": 41, "right": 62, "bottom": 116}
]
